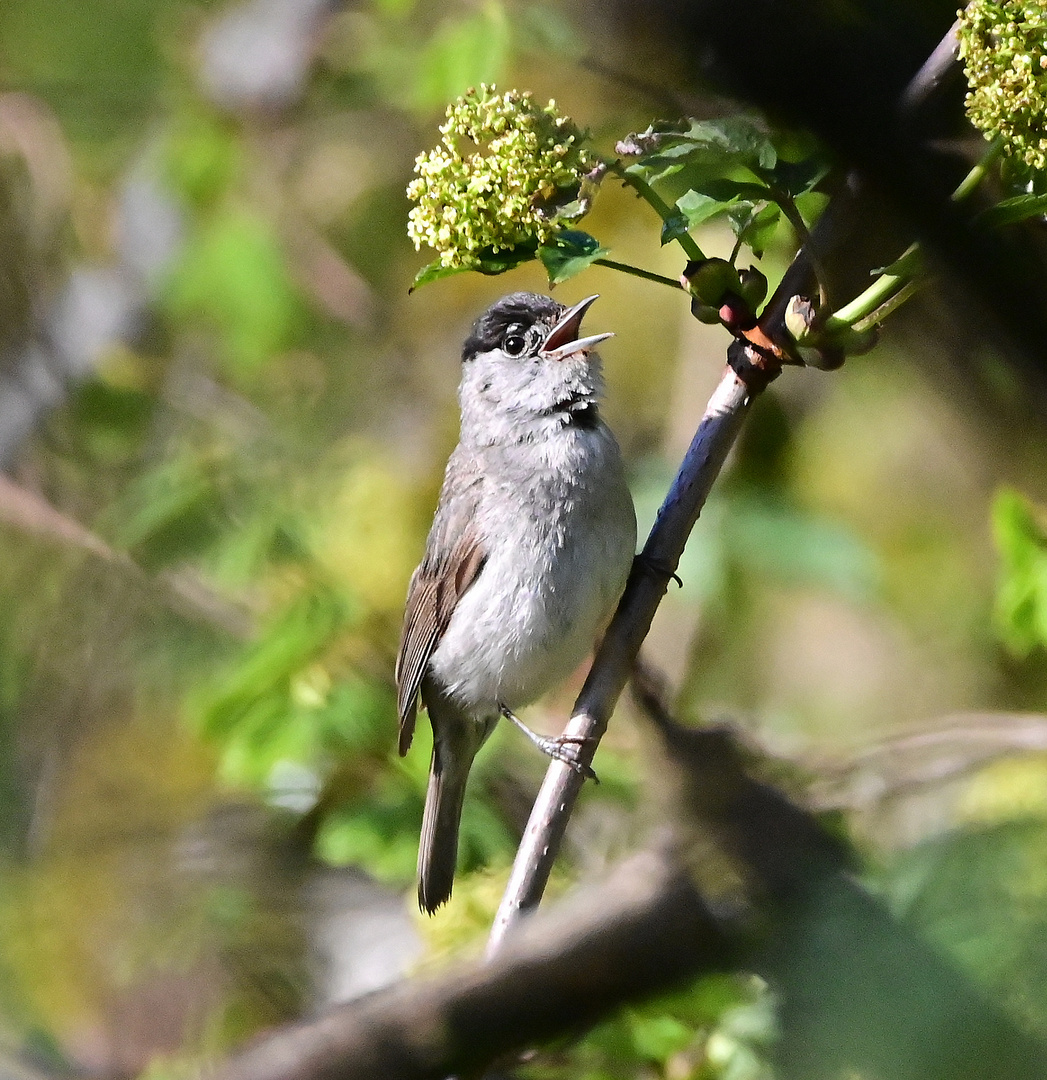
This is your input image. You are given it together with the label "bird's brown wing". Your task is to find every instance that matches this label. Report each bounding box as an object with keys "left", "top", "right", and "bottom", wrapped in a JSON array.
[{"left": 395, "top": 458, "right": 485, "bottom": 755}]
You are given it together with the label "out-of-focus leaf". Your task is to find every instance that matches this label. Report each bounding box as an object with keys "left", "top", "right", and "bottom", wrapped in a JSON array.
[
  {"left": 628, "top": 1013, "right": 693, "bottom": 1062},
  {"left": 978, "top": 192, "right": 1047, "bottom": 228},
  {"left": 315, "top": 799, "right": 420, "bottom": 884},
  {"left": 201, "top": 587, "right": 355, "bottom": 739},
  {"left": 726, "top": 493, "right": 881, "bottom": 601},
  {"left": 373, "top": 0, "right": 417, "bottom": 17},
  {"left": 164, "top": 209, "right": 304, "bottom": 372},
  {"left": 992, "top": 487, "right": 1047, "bottom": 656},
  {"left": 517, "top": 2, "right": 583, "bottom": 59},
  {"left": 114, "top": 453, "right": 224, "bottom": 568},
  {"left": 883, "top": 818, "right": 1047, "bottom": 1040},
  {"left": 68, "top": 378, "right": 153, "bottom": 463},
  {"left": 412, "top": 2, "right": 510, "bottom": 110},
  {"left": 538, "top": 230, "right": 608, "bottom": 284},
  {"left": 0, "top": 0, "right": 165, "bottom": 146},
  {"left": 163, "top": 109, "right": 240, "bottom": 207}
]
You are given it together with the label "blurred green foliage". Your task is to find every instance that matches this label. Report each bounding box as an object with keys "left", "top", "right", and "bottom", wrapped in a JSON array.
[{"left": 993, "top": 487, "right": 1047, "bottom": 657}]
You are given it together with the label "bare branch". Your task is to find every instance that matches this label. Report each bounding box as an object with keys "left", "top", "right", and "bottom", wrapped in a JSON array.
[{"left": 217, "top": 850, "right": 740, "bottom": 1080}]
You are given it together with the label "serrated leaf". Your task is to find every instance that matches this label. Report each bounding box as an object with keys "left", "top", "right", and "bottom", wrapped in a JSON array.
[
  {"left": 978, "top": 192, "right": 1047, "bottom": 228},
  {"left": 621, "top": 156, "right": 685, "bottom": 185},
  {"left": 538, "top": 230, "right": 608, "bottom": 284},
  {"left": 409, "top": 260, "right": 470, "bottom": 291},
  {"left": 668, "top": 117, "right": 777, "bottom": 170},
  {"left": 660, "top": 213, "right": 689, "bottom": 246},
  {"left": 728, "top": 202, "right": 781, "bottom": 258},
  {"left": 410, "top": 243, "right": 537, "bottom": 291},
  {"left": 769, "top": 156, "right": 831, "bottom": 195},
  {"left": 694, "top": 178, "right": 772, "bottom": 202},
  {"left": 623, "top": 117, "right": 775, "bottom": 184},
  {"left": 676, "top": 189, "right": 735, "bottom": 228}
]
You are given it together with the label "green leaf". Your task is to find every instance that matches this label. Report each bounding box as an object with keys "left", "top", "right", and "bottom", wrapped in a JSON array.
[
  {"left": 660, "top": 213, "right": 688, "bottom": 246},
  {"left": 694, "top": 178, "right": 772, "bottom": 202},
  {"left": 201, "top": 588, "right": 355, "bottom": 739},
  {"left": 114, "top": 453, "right": 223, "bottom": 568},
  {"left": 882, "top": 819, "right": 1047, "bottom": 1039},
  {"left": 410, "top": 244, "right": 538, "bottom": 291},
  {"left": 163, "top": 109, "right": 240, "bottom": 207},
  {"left": 628, "top": 1013, "right": 693, "bottom": 1062},
  {"left": 164, "top": 209, "right": 303, "bottom": 372},
  {"left": 475, "top": 244, "right": 539, "bottom": 275},
  {"left": 978, "top": 192, "right": 1047, "bottom": 228},
  {"left": 679, "top": 117, "right": 776, "bottom": 168},
  {"left": 992, "top": 487, "right": 1047, "bottom": 656},
  {"left": 728, "top": 202, "right": 781, "bottom": 258},
  {"left": 412, "top": 4, "right": 510, "bottom": 110},
  {"left": 409, "top": 261, "right": 470, "bottom": 291},
  {"left": 622, "top": 154, "right": 686, "bottom": 185},
  {"left": 769, "top": 156, "right": 831, "bottom": 196},
  {"left": 538, "top": 230, "right": 609, "bottom": 284},
  {"left": 623, "top": 118, "right": 773, "bottom": 186},
  {"left": 677, "top": 189, "right": 736, "bottom": 228},
  {"left": 726, "top": 493, "right": 881, "bottom": 601}
]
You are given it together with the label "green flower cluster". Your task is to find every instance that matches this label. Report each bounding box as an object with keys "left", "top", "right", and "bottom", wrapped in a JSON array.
[
  {"left": 958, "top": 0, "right": 1047, "bottom": 171},
  {"left": 406, "top": 85, "right": 594, "bottom": 268}
]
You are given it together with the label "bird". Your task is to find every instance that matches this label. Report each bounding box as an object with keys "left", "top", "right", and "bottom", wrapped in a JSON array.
[{"left": 395, "top": 292, "right": 637, "bottom": 913}]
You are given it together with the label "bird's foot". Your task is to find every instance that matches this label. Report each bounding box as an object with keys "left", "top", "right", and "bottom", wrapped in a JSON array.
[
  {"left": 498, "top": 705, "right": 599, "bottom": 783},
  {"left": 634, "top": 552, "right": 683, "bottom": 588}
]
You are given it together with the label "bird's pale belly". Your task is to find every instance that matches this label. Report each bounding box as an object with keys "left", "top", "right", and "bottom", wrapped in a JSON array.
[{"left": 427, "top": 502, "right": 634, "bottom": 717}]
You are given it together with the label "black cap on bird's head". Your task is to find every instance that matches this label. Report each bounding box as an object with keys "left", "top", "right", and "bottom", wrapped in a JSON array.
[{"left": 462, "top": 292, "right": 613, "bottom": 363}]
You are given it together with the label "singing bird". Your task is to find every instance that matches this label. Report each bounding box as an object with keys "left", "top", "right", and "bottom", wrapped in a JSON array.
[{"left": 395, "top": 292, "right": 636, "bottom": 912}]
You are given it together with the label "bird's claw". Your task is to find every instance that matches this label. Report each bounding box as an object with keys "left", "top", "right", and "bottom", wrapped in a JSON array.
[
  {"left": 499, "top": 705, "right": 599, "bottom": 783},
  {"left": 536, "top": 734, "right": 600, "bottom": 783},
  {"left": 635, "top": 552, "right": 683, "bottom": 588}
]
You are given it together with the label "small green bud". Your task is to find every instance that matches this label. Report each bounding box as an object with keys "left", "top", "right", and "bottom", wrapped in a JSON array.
[
  {"left": 680, "top": 258, "right": 743, "bottom": 308},
  {"left": 737, "top": 265, "right": 768, "bottom": 311}
]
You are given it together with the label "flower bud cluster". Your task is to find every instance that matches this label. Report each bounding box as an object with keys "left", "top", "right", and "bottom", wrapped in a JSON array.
[
  {"left": 958, "top": 0, "right": 1047, "bottom": 171},
  {"left": 407, "top": 85, "right": 593, "bottom": 268}
]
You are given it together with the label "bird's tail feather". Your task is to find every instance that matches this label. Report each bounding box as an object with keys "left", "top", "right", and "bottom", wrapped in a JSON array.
[{"left": 417, "top": 742, "right": 473, "bottom": 914}]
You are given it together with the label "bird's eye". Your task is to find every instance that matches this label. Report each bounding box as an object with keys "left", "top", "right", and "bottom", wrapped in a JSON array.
[{"left": 503, "top": 333, "right": 527, "bottom": 356}]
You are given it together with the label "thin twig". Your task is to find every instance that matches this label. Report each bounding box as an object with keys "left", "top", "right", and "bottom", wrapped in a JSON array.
[
  {"left": 593, "top": 257, "right": 683, "bottom": 290},
  {"left": 898, "top": 17, "right": 963, "bottom": 119}
]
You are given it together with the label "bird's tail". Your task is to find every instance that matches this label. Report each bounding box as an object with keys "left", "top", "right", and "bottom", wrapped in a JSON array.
[{"left": 417, "top": 739, "right": 474, "bottom": 914}]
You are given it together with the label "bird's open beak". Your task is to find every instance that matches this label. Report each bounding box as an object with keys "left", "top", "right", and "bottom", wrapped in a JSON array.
[{"left": 539, "top": 294, "right": 614, "bottom": 361}]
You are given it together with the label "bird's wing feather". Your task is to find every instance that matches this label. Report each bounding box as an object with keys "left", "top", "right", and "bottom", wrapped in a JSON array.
[{"left": 395, "top": 455, "right": 485, "bottom": 755}]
